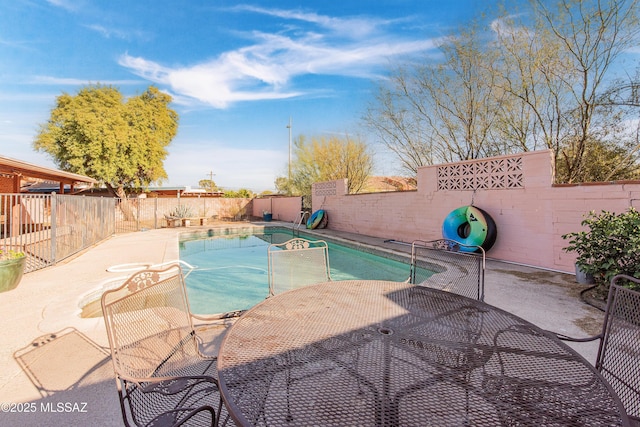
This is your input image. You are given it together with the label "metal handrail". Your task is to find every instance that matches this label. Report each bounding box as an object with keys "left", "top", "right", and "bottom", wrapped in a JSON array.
[{"left": 293, "top": 211, "right": 309, "bottom": 234}]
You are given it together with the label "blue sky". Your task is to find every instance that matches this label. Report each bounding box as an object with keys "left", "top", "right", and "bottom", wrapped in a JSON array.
[{"left": 2, "top": 0, "right": 498, "bottom": 191}]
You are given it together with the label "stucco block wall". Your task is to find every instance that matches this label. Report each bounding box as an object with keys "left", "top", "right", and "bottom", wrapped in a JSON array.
[
  {"left": 271, "top": 197, "right": 302, "bottom": 222},
  {"left": 252, "top": 196, "right": 302, "bottom": 222},
  {"left": 253, "top": 198, "right": 270, "bottom": 218},
  {"left": 312, "top": 150, "right": 640, "bottom": 273}
]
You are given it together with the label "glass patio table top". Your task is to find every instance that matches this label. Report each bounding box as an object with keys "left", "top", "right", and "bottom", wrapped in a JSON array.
[{"left": 217, "top": 280, "right": 629, "bottom": 427}]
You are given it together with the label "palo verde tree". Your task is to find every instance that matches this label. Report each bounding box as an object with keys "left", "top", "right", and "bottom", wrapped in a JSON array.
[
  {"left": 34, "top": 84, "right": 178, "bottom": 201},
  {"left": 276, "top": 134, "right": 373, "bottom": 203}
]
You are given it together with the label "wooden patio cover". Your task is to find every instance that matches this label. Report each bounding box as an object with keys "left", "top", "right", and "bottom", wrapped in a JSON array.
[{"left": 0, "top": 155, "right": 97, "bottom": 194}]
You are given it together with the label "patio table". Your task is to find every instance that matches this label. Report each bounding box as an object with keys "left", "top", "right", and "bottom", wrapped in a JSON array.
[{"left": 217, "top": 280, "right": 629, "bottom": 426}]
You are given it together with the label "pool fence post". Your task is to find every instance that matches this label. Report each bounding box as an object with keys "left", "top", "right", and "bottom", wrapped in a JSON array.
[{"left": 50, "top": 193, "right": 57, "bottom": 265}]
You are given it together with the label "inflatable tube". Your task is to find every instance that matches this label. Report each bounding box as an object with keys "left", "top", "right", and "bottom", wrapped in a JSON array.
[
  {"left": 307, "top": 210, "right": 326, "bottom": 229},
  {"left": 442, "top": 206, "right": 497, "bottom": 252},
  {"left": 317, "top": 211, "right": 328, "bottom": 229}
]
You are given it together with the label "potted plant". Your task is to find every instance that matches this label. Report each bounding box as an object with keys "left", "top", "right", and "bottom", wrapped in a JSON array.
[
  {"left": 562, "top": 208, "right": 640, "bottom": 294},
  {"left": 0, "top": 247, "right": 26, "bottom": 292}
]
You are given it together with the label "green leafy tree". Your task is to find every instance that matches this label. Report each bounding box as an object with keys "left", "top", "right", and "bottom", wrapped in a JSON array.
[
  {"left": 274, "top": 176, "right": 294, "bottom": 195},
  {"left": 223, "top": 188, "right": 254, "bottom": 198},
  {"left": 198, "top": 179, "right": 218, "bottom": 192},
  {"left": 277, "top": 134, "right": 373, "bottom": 203},
  {"left": 34, "top": 84, "right": 178, "bottom": 200},
  {"left": 556, "top": 138, "right": 640, "bottom": 182}
]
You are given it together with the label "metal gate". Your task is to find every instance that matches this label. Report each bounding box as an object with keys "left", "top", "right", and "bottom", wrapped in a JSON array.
[{"left": 0, "top": 194, "right": 115, "bottom": 272}]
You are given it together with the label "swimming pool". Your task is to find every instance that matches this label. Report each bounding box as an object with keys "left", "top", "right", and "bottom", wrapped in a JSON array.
[{"left": 179, "top": 228, "right": 426, "bottom": 315}]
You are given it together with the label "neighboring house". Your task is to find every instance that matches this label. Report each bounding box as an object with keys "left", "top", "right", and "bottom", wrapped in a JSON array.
[
  {"left": 142, "top": 186, "right": 225, "bottom": 198},
  {"left": 0, "top": 155, "right": 97, "bottom": 240},
  {"left": 363, "top": 176, "right": 417, "bottom": 193},
  {"left": 78, "top": 186, "right": 225, "bottom": 198},
  {"left": 0, "top": 155, "right": 96, "bottom": 194}
]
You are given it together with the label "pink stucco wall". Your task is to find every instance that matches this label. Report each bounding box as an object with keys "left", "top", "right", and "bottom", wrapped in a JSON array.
[
  {"left": 311, "top": 150, "right": 640, "bottom": 273},
  {"left": 252, "top": 196, "right": 302, "bottom": 222}
]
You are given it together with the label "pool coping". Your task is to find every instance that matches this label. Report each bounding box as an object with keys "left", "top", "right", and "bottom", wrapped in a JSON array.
[{"left": 179, "top": 223, "right": 416, "bottom": 264}]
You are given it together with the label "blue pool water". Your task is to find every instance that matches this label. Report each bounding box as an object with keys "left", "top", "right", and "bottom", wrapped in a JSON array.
[{"left": 179, "top": 229, "right": 418, "bottom": 315}]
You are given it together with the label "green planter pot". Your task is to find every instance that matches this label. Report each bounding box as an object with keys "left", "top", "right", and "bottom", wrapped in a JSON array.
[{"left": 0, "top": 256, "right": 26, "bottom": 293}]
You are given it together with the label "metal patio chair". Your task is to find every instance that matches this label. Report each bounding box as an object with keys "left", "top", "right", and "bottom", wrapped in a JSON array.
[
  {"left": 267, "top": 237, "right": 332, "bottom": 296},
  {"left": 266, "top": 237, "right": 333, "bottom": 417},
  {"left": 553, "top": 274, "right": 640, "bottom": 424},
  {"left": 483, "top": 323, "right": 628, "bottom": 426},
  {"left": 410, "top": 239, "right": 486, "bottom": 301},
  {"left": 101, "top": 264, "right": 225, "bottom": 427}
]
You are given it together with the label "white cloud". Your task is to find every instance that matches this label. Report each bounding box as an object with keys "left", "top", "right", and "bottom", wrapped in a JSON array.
[
  {"left": 84, "top": 24, "right": 153, "bottom": 42},
  {"left": 490, "top": 14, "right": 533, "bottom": 39},
  {"left": 230, "top": 5, "right": 390, "bottom": 38},
  {"left": 84, "top": 24, "right": 127, "bottom": 40},
  {"left": 118, "top": 7, "right": 437, "bottom": 109},
  {"left": 45, "top": 0, "right": 78, "bottom": 12},
  {"left": 0, "top": 37, "right": 34, "bottom": 50},
  {"left": 30, "top": 76, "right": 142, "bottom": 86}
]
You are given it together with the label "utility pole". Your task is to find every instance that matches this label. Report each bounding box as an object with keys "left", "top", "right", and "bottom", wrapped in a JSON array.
[
  {"left": 286, "top": 117, "right": 292, "bottom": 182},
  {"left": 205, "top": 170, "right": 216, "bottom": 192}
]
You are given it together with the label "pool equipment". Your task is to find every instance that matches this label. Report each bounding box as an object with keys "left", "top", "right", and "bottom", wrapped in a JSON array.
[
  {"left": 306, "top": 210, "right": 328, "bottom": 229},
  {"left": 442, "top": 206, "right": 497, "bottom": 252}
]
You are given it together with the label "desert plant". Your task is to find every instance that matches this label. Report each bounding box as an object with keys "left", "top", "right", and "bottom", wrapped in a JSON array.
[
  {"left": 562, "top": 208, "right": 640, "bottom": 290},
  {"left": 169, "top": 205, "right": 194, "bottom": 218}
]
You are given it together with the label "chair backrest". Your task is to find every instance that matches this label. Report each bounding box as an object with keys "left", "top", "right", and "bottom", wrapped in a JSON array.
[
  {"left": 101, "top": 264, "right": 200, "bottom": 380},
  {"left": 410, "top": 239, "right": 485, "bottom": 301},
  {"left": 268, "top": 238, "right": 331, "bottom": 295},
  {"left": 596, "top": 275, "right": 640, "bottom": 421}
]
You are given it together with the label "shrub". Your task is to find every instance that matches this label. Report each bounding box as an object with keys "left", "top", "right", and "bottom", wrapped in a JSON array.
[
  {"left": 0, "top": 248, "right": 25, "bottom": 261},
  {"left": 562, "top": 208, "right": 640, "bottom": 290}
]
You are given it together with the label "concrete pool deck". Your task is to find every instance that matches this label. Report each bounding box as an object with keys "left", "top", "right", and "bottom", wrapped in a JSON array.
[{"left": 0, "top": 222, "right": 605, "bottom": 426}]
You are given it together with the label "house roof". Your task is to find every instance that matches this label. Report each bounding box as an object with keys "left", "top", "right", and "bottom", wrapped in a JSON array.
[
  {"left": 0, "top": 155, "right": 97, "bottom": 185},
  {"left": 365, "top": 176, "right": 417, "bottom": 192}
]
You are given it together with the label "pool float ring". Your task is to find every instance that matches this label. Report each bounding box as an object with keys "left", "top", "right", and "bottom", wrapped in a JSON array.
[
  {"left": 317, "top": 211, "right": 328, "bottom": 229},
  {"left": 442, "top": 206, "right": 497, "bottom": 252},
  {"left": 307, "top": 210, "right": 327, "bottom": 229}
]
